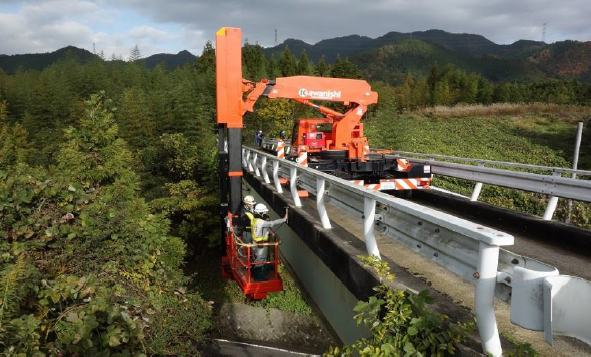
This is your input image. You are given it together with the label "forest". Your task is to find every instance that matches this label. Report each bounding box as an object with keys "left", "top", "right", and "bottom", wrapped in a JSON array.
[{"left": 0, "top": 41, "right": 590, "bottom": 353}]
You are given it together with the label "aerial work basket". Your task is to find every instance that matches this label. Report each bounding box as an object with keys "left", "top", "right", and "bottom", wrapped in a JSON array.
[{"left": 221, "top": 213, "right": 283, "bottom": 300}]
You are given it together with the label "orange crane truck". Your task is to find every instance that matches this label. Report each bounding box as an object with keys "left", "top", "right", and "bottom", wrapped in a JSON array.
[{"left": 249, "top": 78, "right": 432, "bottom": 196}]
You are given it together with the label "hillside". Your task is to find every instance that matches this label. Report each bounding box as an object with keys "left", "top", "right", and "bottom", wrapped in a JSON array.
[
  {"left": 0, "top": 46, "right": 97, "bottom": 73},
  {"left": 262, "top": 29, "right": 548, "bottom": 63},
  {"left": 353, "top": 39, "right": 543, "bottom": 84},
  {"left": 260, "top": 30, "right": 591, "bottom": 83},
  {"left": 0, "top": 47, "right": 198, "bottom": 74},
  {"left": 2, "top": 29, "right": 591, "bottom": 84},
  {"left": 530, "top": 40, "right": 591, "bottom": 81},
  {"left": 141, "top": 50, "right": 197, "bottom": 70}
]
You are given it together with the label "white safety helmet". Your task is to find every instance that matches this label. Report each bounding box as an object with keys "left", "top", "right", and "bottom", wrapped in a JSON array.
[
  {"left": 243, "top": 195, "right": 255, "bottom": 205},
  {"left": 253, "top": 203, "right": 269, "bottom": 214}
]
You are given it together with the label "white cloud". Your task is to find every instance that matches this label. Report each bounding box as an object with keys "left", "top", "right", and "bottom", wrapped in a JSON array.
[
  {"left": 0, "top": 0, "right": 105, "bottom": 54},
  {"left": 0, "top": 0, "right": 183, "bottom": 58},
  {"left": 1, "top": 0, "right": 591, "bottom": 57},
  {"left": 110, "top": 0, "right": 591, "bottom": 48}
]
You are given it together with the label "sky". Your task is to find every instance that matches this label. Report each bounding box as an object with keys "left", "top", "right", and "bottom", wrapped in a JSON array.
[{"left": 1, "top": 0, "right": 590, "bottom": 59}]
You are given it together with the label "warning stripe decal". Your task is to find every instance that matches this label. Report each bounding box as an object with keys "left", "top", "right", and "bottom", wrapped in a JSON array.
[
  {"left": 396, "top": 159, "right": 410, "bottom": 171},
  {"left": 277, "top": 141, "right": 285, "bottom": 159},
  {"left": 350, "top": 178, "right": 430, "bottom": 191}
]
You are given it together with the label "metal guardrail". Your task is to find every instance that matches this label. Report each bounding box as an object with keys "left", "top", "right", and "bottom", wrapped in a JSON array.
[
  {"left": 388, "top": 151, "right": 591, "bottom": 220},
  {"left": 242, "top": 146, "right": 591, "bottom": 355},
  {"left": 405, "top": 159, "right": 591, "bottom": 201},
  {"left": 388, "top": 151, "right": 591, "bottom": 177}
]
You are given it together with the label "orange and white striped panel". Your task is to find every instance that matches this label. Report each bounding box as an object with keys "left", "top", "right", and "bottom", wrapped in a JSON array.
[
  {"left": 350, "top": 178, "right": 431, "bottom": 191},
  {"left": 363, "top": 146, "right": 370, "bottom": 156},
  {"left": 396, "top": 159, "right": 410, "bottom": 171},
  {"left": 297, "top": 148, "right": 308, "bottom": 167},
  {"left": 277, "top": 140, "right": 285, "bottom": 159},
  {"left": 394, "top": 179, "right": 418, "bottom": 190}
]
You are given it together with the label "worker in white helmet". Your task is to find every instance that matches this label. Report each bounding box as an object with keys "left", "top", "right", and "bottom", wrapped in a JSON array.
[
  {"left": 251, "top": 203, "right": 288, "bottom": 280},
  {"left": 237, "top": 195, "right": 256, "bottom": 243}
]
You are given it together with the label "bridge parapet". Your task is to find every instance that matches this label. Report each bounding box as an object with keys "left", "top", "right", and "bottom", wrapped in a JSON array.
[
  {"left": 243, "top": 146, "right": 591, "bottom": 355},
  {"left": 390, "top": 150, "right": 591, "bottom": 220}
]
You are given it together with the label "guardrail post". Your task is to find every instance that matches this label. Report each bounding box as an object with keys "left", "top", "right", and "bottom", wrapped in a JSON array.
[
  {"left": 316, "top": 178, "right": 331, "bottom": 229},
  {"left": 543, "top": 172, "right": 562, "bottom": 220},
  {"left": 567, "top": 122, "right": 584, "bottom": 223},
  {"left": 261, "top": 156, "right": 270, "bottom": 184},
  {"left": 475, "top": 241, "right": 502, "bottom": 356},
  {"left": 363, "top": 197, "right": 381, "bottom": 259},
  {"left": 246, "top": 150, "right": 253, "bottom": 172},
  {"left": 272, "top": 160, "right": 283, "bottom": 193},
  {"left": 252, "top": 153, "right": 260, "bottom": 176},
  {"left": 470, "top": 162, "right": 485, "bottom": 201},
  {"left": 290, "top": 167, "right": 302, "bottom": 207}
]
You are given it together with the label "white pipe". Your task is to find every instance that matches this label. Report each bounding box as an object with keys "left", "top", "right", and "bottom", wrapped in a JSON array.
[
  {"left": 470, "top": 163, "right": 485, "bottom": 201},
  {"left": 471, "top": 183, "right": 483, "bottom": 202},
  {"left": 567, "top": 122, "right": 584, "bottom": 222},
  {"left": 475, "top": 241, "right": 502, "bottom": 356},
  {"left": 571, "top": 122, "right": 584, "bottom": 177},
  {"left": 272, "top": 161, "right": 283, "bottom": 193},
  {"left": 543, "top": 197, "right": 559, "bottom": 220},
  {"left": 290, "top": 167, "right": 302, "bottom": 207},
  {"left": 363, "top": 197, "right": 380, "bottom": 259},
  {"left": 316, "top": 178, "right": 331, "bottom": 229},
  {"left": 543, "top": 172, "right": 561, "bottom": 220},
  {"left": 261, "top": 156, "right": 270, "bottom": 184},
  {"left": 246, "top": 151, "right": 253, "bottom": 172},
  {"left": 253, "top": 153, "right": 260, "bottom": 176}
]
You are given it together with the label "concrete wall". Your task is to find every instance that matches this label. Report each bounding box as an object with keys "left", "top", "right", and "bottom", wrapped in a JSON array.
[{"left": 243, "top": 178, "right": 371, "bottom": 345}]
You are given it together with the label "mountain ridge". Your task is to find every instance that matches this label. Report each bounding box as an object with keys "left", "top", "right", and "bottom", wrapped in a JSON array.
[{"left": 1, "top": 29, "right": 590, "bottom": 83}]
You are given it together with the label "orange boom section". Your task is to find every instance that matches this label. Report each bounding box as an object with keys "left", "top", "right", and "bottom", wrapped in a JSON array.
[
  {"left": 215, "top": 27, "right": 244, "bottom": 128},
  {"left": 267, "top": 76, "right": 378, "bottom": 158}
]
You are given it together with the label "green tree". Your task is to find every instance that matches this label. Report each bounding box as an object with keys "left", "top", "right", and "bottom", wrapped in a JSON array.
[
  {"left": 279, "top": 45, "right": 296, "bottom": 77},
  {"left": 266, "top": 53, "right": 280, "bottom": 78},
  {"left": 427, "top": 62, "right": 439, "bottom": 91},
  {"left": 412, "top": 78, "right": 431, "bottom": 108},
  {"left": 432, "top": 80, "right": 452, "bottom": 106},
  {"left": 118, "top": 87, "right": 155, "bottom": 148},
  {"left": 493, "top": 83, "right": 511, "bottom": 102},
  {"left": 0, "top": 100, "right": 32, "bottom": 167},
  {"left": 0, "top": 93, "right": 212, "bottom": 354},
  {"left": 24, "top": 63, "right": 76, "bottom": 164},
  {"left": 196, "top": 41, "right": 215, "bottom": 73},
  {"left": 314, "top": 55, "right": 329, "bottom": 77},
  {"left": 330, "top": 56, "right": 361, "bottom": 79},
  {"left": 243, "top": 41, "right": 267, "bottom": 81},
  {"left": 296, "top": 49, "right": 312, "bottom": 75},
  {"left": 253, "top": 98, "right": 296, "bottom": 137},
  {"left": 458, "top": 73, "right": 479, "bottom": 104},
  {"left": 129, "top": 44, "right": 142, "bottom": 62},
  {"left": 477, "top": 77, "right": 494, "bottom": 104}
]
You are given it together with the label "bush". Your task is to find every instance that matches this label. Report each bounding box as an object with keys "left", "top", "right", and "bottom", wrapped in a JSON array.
[
  {"left": 0, "top": 94, "right": 212, "bottom": 354},
  {"left": 327, "top": 256, "right": 473, "bottom": 356}
]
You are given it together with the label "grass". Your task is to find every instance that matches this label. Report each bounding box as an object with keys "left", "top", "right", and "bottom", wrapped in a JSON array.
[
  {"left": 415, "top": 103, "right": 591, "bottom": 122},
  {"left": 501, "top": 332, "right": 540, "bottom": 356},
  {"left": 365, "top": 108, "right": 591, "bottom": 228}
]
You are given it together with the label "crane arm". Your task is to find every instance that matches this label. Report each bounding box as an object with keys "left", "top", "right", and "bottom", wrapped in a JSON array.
[{"left": 242, "top": 75, "right": 377, "bottom": 119}]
